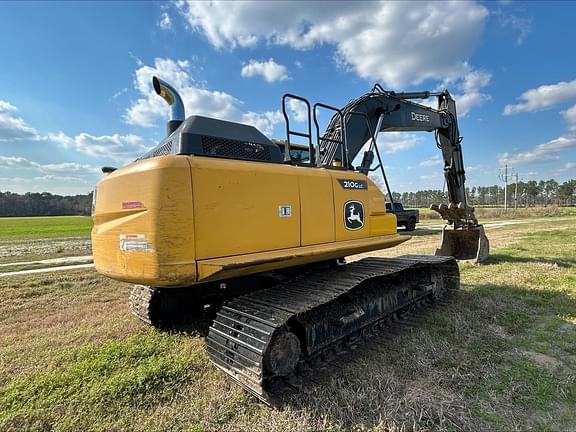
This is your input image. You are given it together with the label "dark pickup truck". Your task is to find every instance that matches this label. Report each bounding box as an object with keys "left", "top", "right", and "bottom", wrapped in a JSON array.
[{"left": 386, "top": 202, "right": 420, "bottom": 231}]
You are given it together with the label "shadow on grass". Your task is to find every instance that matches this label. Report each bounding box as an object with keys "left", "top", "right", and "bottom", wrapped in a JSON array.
[
  {"left": 486, "top": 253, "right": 576, "bottom": 268},
  {"left": 399, "top": 227, "right": 442, "bottom": 237},
  {"left": 274, "top": 283, "right": 576, "bottom": 430},
  {"left": 158, "top": 304, "right": 218, "bottom": 337},
  {"left": 152, "top": 274, "right": 575, "bottom": 430}
]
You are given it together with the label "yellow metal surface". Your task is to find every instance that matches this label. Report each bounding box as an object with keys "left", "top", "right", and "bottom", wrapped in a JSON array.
[
  {"left": 197, "top": 234, "right": 407, "bottom": 282},
  {"left": 92, "top": 155, "right": 196, "bottom": 286},
  {"left": 190, "top": 157, "right": 300, "bottom": 259},
  {"left": 92, "top": 154, "right": 402, "bottom": 288},
  {"left": 329, "top": 171, "right": 397, "bottom": 240},
  {"left": 369, "top": 192, "right": 397, "bottom": 236},
  {"left": 298, "top": 168, "right": 335, "bottom": 246}
]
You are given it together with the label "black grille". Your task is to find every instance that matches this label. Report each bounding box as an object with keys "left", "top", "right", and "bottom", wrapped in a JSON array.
[
  {"left": 137, "top": 140, "right": 174, "bottom": 161},
  {"left": 149, "top": 140, "right": 174, "bottom": 157},
  {"left": 201, "top": 136, "right": 272, "bottom": 162}
]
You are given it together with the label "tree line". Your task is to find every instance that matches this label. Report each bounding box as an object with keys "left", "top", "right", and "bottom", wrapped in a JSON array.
[
  {"left": 0, "top": 192, "right": 93, "bottom": 217},
  {"left": 392, "top": 179, "right": 575, "bottom": 208},
  {"left": 0, "top": 178, "right": 574, "bottom": 217}
]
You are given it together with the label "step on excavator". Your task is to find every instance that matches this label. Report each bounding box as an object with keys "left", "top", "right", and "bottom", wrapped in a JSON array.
[{"left": 91, "top": 77, "right": 489, "bottom": 403}]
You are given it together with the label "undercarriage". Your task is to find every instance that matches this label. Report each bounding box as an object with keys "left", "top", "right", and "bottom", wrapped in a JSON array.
[{"left": 130, "top": 255, "right": 459, "bottom": 404}]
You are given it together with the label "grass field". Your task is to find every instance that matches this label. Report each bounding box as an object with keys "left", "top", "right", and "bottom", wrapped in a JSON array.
[
  {"left": 416, "top": 205, "right": 576, "bottom": 220},
  {"left": 0, "top": 216, "right": 92, "bottom": 241},
  {"left": 0, "top": 209, "right": 574, "bottom": 241},
  {"left": 0, "top": 217, "right": 575, "bottom": 431},
  {"left": 0, "top": 216, "right": 92, "bottom": 264}
]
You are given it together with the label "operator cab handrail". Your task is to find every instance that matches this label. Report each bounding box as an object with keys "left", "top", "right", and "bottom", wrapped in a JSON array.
[
  {"left": 313, "top": 102, "right": 348, "bottom": 169},
  {"left": 281, "top": 92, "right": 354, "bottom": 170},
  {"left": 281, "top": 94, "right": 315, "bottom": 165}
]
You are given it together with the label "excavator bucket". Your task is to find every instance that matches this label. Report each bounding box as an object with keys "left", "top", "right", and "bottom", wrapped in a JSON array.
[{"left": 435, "top": 225, "right": 489, "bottom": 264}]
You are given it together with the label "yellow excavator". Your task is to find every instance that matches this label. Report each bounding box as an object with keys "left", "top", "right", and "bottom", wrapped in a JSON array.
[{"left": 91, "top": 77, "right": 489, "bottom": 403}]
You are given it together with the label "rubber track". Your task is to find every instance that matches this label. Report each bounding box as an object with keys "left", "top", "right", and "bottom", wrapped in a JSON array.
[
  {"left": 129, "top": 285, "right": 156, "bottom": 325},
  {"left": 207, "top": 255, "right": 458, "bottom": 404}
]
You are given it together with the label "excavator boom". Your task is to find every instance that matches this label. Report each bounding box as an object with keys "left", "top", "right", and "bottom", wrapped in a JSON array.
[{"left": 317, "top": 86, "right": 489, "bottom": 263}]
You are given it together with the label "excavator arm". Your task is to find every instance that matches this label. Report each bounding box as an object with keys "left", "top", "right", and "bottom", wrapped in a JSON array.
[{"left": 317, "top": 85, "right": 489, "bottom": 263}]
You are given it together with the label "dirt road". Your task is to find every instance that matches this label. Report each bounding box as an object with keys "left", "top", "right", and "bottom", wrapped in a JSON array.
[{"left": 1, "top": 216, "right": 573, "bottom": 277}]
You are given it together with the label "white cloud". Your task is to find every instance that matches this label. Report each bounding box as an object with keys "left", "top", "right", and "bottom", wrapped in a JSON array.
[
  {"left": 241, "top": 58, "right": 290, "bottom": 82},
  {"left": 158, "top": 12, "right": 172, "bottom": 30},
  {"left": 0, "top": 100, "right": 40, "bottom": 141},
  {"left": 465, "top": 164, "right": 486, "bottom": 173},
  {"left": 419, "top": 172, "right": 443, "bottom": 182},
  {"left": 551, "top": 161, "right": 576, "bottom": 178},
  {"left": 177, "top": 1, "right": 488, "bottom": 88},
  {"left": 455, "top": 91, "right": 491, "bottom": 116},
  {"left": 41, "top": 162, "right": 100, "bottom": 173},
  {"left": 241, "top": 111, "right": 284, "bottom": 137},
  {"left": 419, "top": 154, "right": 442, "bottom": 167},
  {"left": 48, "top": 132, "right": 150, "bottom": 163},
  {"left": 34, "top": 174, "right": 88, "bottom": 183},
  {"left": 504, "top": 79, "right": 576, "bottom": 115},
  {"left": 0, "top": 175, "right": 92, "bottom": 194},
  {"left": 0, "top": 155, "right": 100, "bottom": 173},
  {"left": 129, "top": 51, "right": 144, "bottom": 67},
  {"left": 499, "top": 136, "right": 576, "bottom": 165},
  {"left": 377, "top": 132, "right": 420, "bottom": 154},
  {"left": 403, "top": 67, "right": 491, "bottom": 116},
  {"left": 562, "top": 104, "right": 576, "bottom": 131},
  {"left": 499, "top": 13, "right": 531, "bottom": 46},
  {"left": 287, "top": 98, "right": 308, "bottom": 123},
  {"left": 111, "top": 87, "right": 128, "bottom": 100},
  {"left": 124, "top": 57, "right": 283, "bottom": 135},
  {"left": 0, "top": 155, "right": 99, "bottom": 193},
  {"left": 449, "top": 68, "right": 492, "bottom": 116},
  {"left": 0, "top": 101, "right": 17, "bottom": 111}
]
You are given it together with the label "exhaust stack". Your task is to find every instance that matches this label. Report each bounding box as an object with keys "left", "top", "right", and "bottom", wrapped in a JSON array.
[{"left": 152, "top": 76, "right": 185, "bottom": 136}]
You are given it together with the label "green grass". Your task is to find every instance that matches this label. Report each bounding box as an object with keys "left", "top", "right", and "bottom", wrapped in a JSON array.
[
  {"left": 0, "top": 216, "right": 92, "bottom": 240},
  {"left": 417, "top": 205, "right": 576, "bottom": 220},
  {"left": 1, "top": 335, "right": 202, "bottom": 430},
  {"left": 457, "top": 226, "right": 576, "bottom": 429},
  {"left": 0, "top": 217, "right": 575, "bottom": 431}
]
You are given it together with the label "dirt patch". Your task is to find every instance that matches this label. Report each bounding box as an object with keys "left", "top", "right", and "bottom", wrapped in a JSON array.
[
  {"left": 519, "top": 349, "right": 564, "bottom": 370},
  {"left": 0, "top": 238, "right": 91, "bottom": 260},
  {"left": 559, "top": 321, "right": 576, "bottom": 331},
  {"left": 488, "top": 324, "right": 512, "bottom": 340},
  {"left": 0, "top": 263, "right": 95, "bottom": 277}
]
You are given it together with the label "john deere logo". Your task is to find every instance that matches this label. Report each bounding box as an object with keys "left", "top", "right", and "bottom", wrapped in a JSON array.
[{"left": 344, "top": 200, "right": 364, "bottom": 230}]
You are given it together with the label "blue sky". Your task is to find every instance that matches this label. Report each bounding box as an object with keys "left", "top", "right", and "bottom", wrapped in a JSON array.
[{"left": 0, "top": 0, "right": 575, "bottom": 195}]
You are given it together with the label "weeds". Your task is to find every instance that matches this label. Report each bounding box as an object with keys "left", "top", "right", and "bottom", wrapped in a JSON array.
[
  {"left": 0, "top": 217, "right": 574, "bottom": 431},
  {"left": 418, "top": 205, "right": 575, "bottom": 220}
]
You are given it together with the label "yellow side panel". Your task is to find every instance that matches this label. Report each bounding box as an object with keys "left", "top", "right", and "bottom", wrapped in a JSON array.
[
  {"left": 190, "top": 157, "right": 300, "bottom": 259},
  {"left": 299, "top": 168, "right": 335, "bottom": 246},
  {"left": 92, "top": 156, "right": 196, "bottom": 286},
  {"left": 197, "top": 234, "right": 408, "bottom": 282},
  {"left": 368, "top": 184, "right": 397, "bottom": 236},
  {"left": 329, "top": 172, "right": 397, "bottom": 240},
  {"left": 369, "top": 214, "right": 397, "bottom": 236},
  {"left": 330, "top": 171, "right": 371, "bottom": 240}
]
